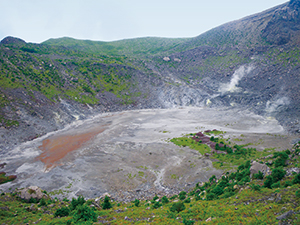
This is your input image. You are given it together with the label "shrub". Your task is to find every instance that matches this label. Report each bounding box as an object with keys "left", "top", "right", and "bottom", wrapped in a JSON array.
[
  {"left": 296, "top": 190, "right": 300, "bottom": 198},
  {"left": 206, "top": 193, "right": 217, "bottom": 200},
  {"left": 69, "top": 196, "right": 85, "bottom": 211},
  {"left": 179, "top": 191, "right": 186, "bottom": 200},
  {"left": 161, "top": 196, "right": 169, "bottom": 204},
  {"left": 72, "top": 205, "right": 97, "bottom": 223},
  {"left": 253, "top": 171, "right": 264, "bottom": 180},
  {"left": 250, "top": 184, "right": 261, "bottom": 191},
  {"left": 271, "top": 168, "right": 286, "bottom": 182},
  {"left": 212, "top": 186, "right": 224, "bottom": 196},
  {"left": 271, "top": 181, "right": 281, "bottom": 189},
  {"left": 263, "top": 175, "right": 273, "bottom": 188},
  {"left": 133, "top": 199, "right": 140, "bottom": 207},
  {"left": 195, "top": 195, "right": 201, "bottom": 201},
  {"left": 152, "top": 201, "right": 162, "bottom": 209},
  {"left": 183, "top": 218, "right": 195, "bottom": 225},
  {"left": 54, "top": 206, "right": 70, "bottom": 217},
  {"left": 170, "top": 195, "right": 177, "bottom": 200},
  {"left": 292, "top": 173, "right": 300, "bottom": 184},
  {"left": 274, "top": 152, "right": 288, "bottom": 167},
  {"left": 184, "top": 198, "right": 191, "bottom": 203},
  {"left": 170, "top": 202, "right": 185, "bottom": 213},
  {"left": 284, "top": 180, "right": 292, "bottom": 187},
  {"left": 102, "top": 196, "right": 112, "bottom": 210},
  {"left": 152, "top": 195, "right": 159, "bottom": 201},
  {"left": 38, "top": 198, "right": 47, "bottom": 207}
]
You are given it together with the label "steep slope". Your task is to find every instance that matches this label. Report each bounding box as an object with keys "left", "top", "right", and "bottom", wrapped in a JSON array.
[
  {"left": 147, "top": 0, "right": 300, "bottom": 133},
  {"left": 1, "top": 0, "right": 300, "bottom": 151}
]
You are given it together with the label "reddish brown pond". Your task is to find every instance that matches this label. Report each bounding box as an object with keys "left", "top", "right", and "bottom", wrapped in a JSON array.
[{"left": 36, "top": 126, "right": 106, "bottom": 169}]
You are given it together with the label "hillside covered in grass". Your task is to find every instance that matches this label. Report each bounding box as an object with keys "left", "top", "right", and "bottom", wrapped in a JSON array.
[{"left": 1, "top": 138, "right": 300, "bottom": 224}]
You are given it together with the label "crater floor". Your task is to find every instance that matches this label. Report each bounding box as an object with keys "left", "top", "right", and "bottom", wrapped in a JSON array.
[{"left": 0, "top": 107, "right": 296, "bottom": 201}]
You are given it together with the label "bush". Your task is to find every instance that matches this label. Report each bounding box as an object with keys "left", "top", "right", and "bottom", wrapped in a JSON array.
[
  {"left": 152, "top": 195, "right": 159, "bottom": 201},
  {"left": 250, "top": 184, "right": 261, "bottom": 191},
  {"left": 271, "top": 168, "right": 286, "bottom": 183},
  {"left": 72, "top": 205, "right": 97, "bottom": 223},
  {"left": 284, "top": 180, "right": 292, "bottom": 187},
  {"left": 184, "top": 198, "right": 191, "bottom": 203},
  {"left": 179, "top": 191, "right": 186, "bottom": 200},
  {"left": 38, "top": 198, "right": 47, "bottom": 207},
  {"left": 133, "top": 199, "right": 140, "bottom": 207},
  {"left": 170, "top": 202, "right": 185, "bottom": 213},
  {"left": 296, "top": 190, "right": 300, "bottom": 198},
  {"left": 274, "top": 152, "right": 288, "bottom": 167},
  {"left": 271, "top": 181, "right": 281, "bottom": 189},
  {"left": 102, "top": 196, "right": 112, "bottom": 210},
  {"left": 253, "top": 171, "right": 264, "bottom": 180},
  {"left": 54, "top": 207, "right": 70, "bottom": 217},
  {"left": 152, "top": 201, "right": 162, "bottom": 209},
  {"left": 170, "top": 195, "right": 177, "bottom": 200},
  {"left": 69, "top": 196, "right": 85, "bottom": 211},
  {"left": 206, "top": 193, "right": 217, "bottom": 200},
  {"left": 183, "top": 218, "right": 195, "bottom": 225},
  {"left": 263, "top": 176, "right": 273, "bottom": 188},
  {"left": 161, "top": 196, "right": 169, "bottom": 204},
  {"left": 292, "top": 173, "right": 300, "bottom": 184}
]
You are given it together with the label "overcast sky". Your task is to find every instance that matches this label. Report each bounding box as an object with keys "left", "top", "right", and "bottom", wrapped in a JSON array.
[{"left": 0, "top": 0, "right": 288, "bottom": 43}]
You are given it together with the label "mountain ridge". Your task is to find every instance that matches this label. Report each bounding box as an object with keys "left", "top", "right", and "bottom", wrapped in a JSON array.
[{"left": 0, "top": 0, "right": 300, "bottom": 151}]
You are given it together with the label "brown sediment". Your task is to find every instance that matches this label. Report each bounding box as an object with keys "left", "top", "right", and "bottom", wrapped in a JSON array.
[{"left": 36, "top": 126, "right": 106, "bottom": 169}]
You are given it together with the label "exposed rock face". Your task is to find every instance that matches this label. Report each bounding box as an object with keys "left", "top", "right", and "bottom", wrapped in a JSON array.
[
  {"left": 289, "top": 0, "right": 300, "bottom": 8},
  {"left": 18, "top": 186, "right": 47, "bottom": 201},
  {"left": 261, "top": 2, "right": 300, "bottom": 45},
  {"left": 250, "top": 161, "right": 270, "bottom": 176}
]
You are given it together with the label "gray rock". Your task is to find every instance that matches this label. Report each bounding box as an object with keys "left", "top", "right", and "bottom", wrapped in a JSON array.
[
  {"left": 18, "top": 186, "right": 47, "bottom": 202},
  {"left": 276, "top": 210, "right": 294, "bottom": 220},
  {"left": 250, "top": 161, "right": 270, "bottom": 176}
]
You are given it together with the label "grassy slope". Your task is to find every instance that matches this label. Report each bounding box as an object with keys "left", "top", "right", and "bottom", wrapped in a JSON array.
[{"left": 1, "top": 133, "right": 300, "bottom": 224}]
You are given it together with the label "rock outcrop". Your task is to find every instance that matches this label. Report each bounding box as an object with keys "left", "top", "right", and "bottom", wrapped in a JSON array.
[
  {"left": 18, "top": 186, "right": 48, "bottom": 202},
  {"left": 250, "top": 161, "right": 270, "bottom": 176}
]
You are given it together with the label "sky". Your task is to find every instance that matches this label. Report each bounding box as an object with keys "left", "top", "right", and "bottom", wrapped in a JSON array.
[{"left": 0, "top": 0, "right": 289, "bottom": 43}]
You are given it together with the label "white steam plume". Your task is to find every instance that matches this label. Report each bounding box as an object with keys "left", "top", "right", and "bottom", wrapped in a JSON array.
[{"left": 219, "top": 65, "right": 254, "bottom": 94}]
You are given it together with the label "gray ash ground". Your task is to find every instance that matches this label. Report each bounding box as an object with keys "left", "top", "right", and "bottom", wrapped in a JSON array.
[{"left": 0, "top": 107, "right": 297, "bottom": 201}]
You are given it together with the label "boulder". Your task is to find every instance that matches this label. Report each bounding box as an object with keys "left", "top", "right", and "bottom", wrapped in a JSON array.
[
  {"left": 18, "top": 186, "right": 47, "bottom": 202},
  {"left": 250, "top": 161, "right": 270, "bottom": 176},
  {"left": 276, "top": 210, "right": 294, "bottom": 220}
]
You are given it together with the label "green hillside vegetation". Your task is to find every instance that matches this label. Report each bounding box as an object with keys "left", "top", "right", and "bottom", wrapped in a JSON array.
[{"left": 43, "top": 37, "right": 190, "bottom": 58}]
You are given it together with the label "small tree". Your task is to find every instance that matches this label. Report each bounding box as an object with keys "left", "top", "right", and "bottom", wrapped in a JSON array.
[
  {"left": 161, "top": 196, "right": 169, "bottom": 204},
  {"left": 54, "top": 207, "right": 70, "bottom": 217},
  {"left": 133, "top": 199, "right": 140, "bottom": 207},
  {"left": 169, "top": 202, "right": 185, "bottom": 213},
  {"left": 102, "top": 196, "right": 112, "bottom": 210},
  {"left": 72, "top": 205, "right": 97, "bottom": 223}
]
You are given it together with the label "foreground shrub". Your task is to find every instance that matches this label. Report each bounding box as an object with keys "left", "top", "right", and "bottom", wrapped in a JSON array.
[
  {"left": 271, "top": 181, "right": 281, "bottom": 189},
  {"left": 161, "top": 196, "right": 169, "bottom": 204},
  {"left": 170, "top": 202, "right": 185, "bottom": 213},
  {"left": 152, "top": 201, "right": 162, "bottom": 209},
  {"left": 69, "top": 196, "right": 85, "bottom": 211},
  {"left": 72, "top": 205, "right": 97, "bottom": 223},
  {"left": 183, "top": 218, "right": 195, "bottom": 225},
  {"left": 102, "top": 196, "right": 112, "bottom": 210},
  {"left": 133, "top": 199, "right": 140, "bottom": 207},
  {"left": 253, "top": 171, "right": 264, "bottom": 180},
  {"left": 292, "top": 173, "right": 300, "bottom": 184},
  {"left": 250, "top": 184, "right": 261, "bottom": 191},
  {"left": 54, "top": 206, "right": 70, "bottom": 217}
]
